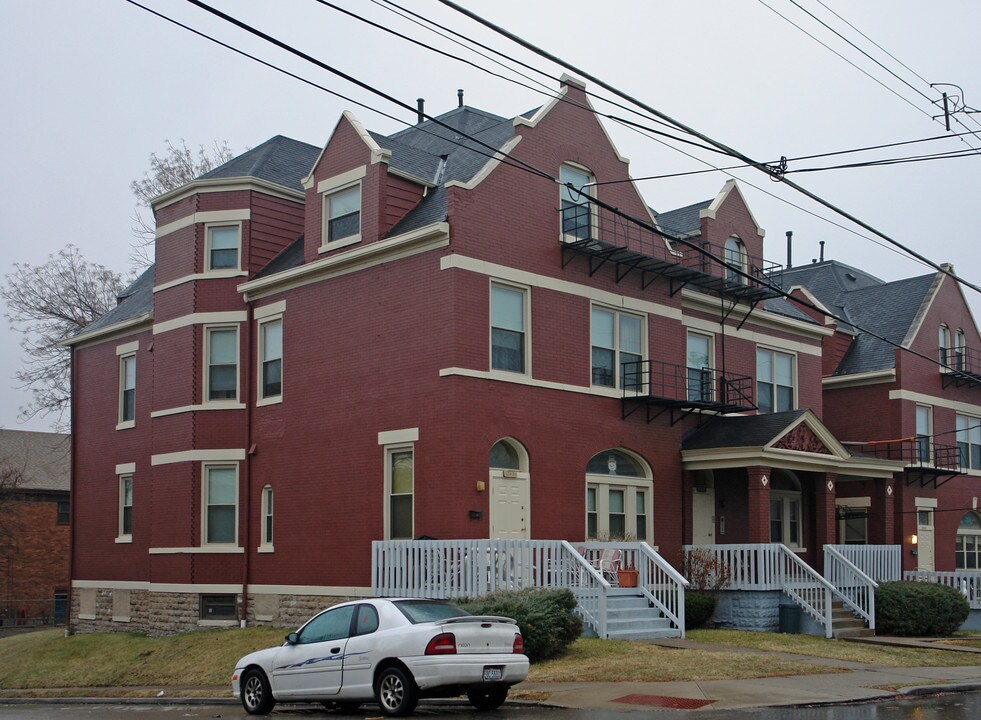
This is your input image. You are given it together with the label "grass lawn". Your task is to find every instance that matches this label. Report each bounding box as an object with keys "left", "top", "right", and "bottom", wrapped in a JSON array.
[{"left": 0, "top": 627, "right": 978, "bottom": 697}]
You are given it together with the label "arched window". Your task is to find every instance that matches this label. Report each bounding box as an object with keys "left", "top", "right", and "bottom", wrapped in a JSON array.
[
  {"left": 955, "top": 511, "right": 981, "bottom": 569},
  {"left": 260, "top": 485, "right": 274, "bottom": 548},
  {"left": 560, "top": 164, "right": 593, "bottom": 240},
  {"left": 724, "top": 237, "right": 746, "bottom": 283},
  {"left": 939, "top": 324, "right": 951, "bottom": 366},
  {"left": 585, "top": 449, "right": 652, "bottom": 540},
  {"left": 770, "top": 470, "right": 802, "bottom": 548},
  {"left": 490, "top": 439, "right": 521, "bottom": 470}
]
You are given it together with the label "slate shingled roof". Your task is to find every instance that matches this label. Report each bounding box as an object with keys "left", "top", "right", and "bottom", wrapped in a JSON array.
[
  {"left": 0, "top": 429, "right": 70, "bottom": 492},
  {"left": 776, "top": 260, "right": 936, "bottom": 375},
  {"left": 653, "top": 199, "right": 711, "bottom": 237},
  {"left": 79, "top": 265, "right": 155, "bottom": 336},
  {"left": 197, "top": 135, "right": 320, "bottom": 193},
  {"left": 682, "top": 409, "right": 809, "bottom": 450}
]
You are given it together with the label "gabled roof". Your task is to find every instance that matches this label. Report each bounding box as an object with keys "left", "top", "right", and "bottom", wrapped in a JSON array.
[
  {"left": 78, "top": 265, "right": 154, "bottom": 336},
  {"left": 775, "top": 260, "right": 936, "bottom": 375},
  {"left": 682, "top": 409, "right": 809, "bottom": 450},
  {"left": 653, "top": 200, "right": 711, "bottom": 237},
  {"left": 197, "top": 135, "right": 321, "bottom": 193},
  {"left": 0, "top": 429, "right": 70, "bottom": 492}
]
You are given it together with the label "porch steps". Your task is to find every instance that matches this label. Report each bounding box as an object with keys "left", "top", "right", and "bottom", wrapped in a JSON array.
[
  {"left": 831, "top": 601, "right": 873, "bottom": 639},
  {"left": 602, "top": 591, "right": 680, "bottom": 640}
]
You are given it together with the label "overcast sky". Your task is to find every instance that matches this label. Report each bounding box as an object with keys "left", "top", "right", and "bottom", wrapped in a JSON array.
[{"left": 2, "top": 0, "right": 980, "bottom": 432}]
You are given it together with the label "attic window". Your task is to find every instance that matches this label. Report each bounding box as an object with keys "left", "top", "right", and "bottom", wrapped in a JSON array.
[
  {"left": 324, "top": 185, "right": 361, "bottom": 245},
  {"left": 207, "top": 224, "right": 240, "bottom": 271}
]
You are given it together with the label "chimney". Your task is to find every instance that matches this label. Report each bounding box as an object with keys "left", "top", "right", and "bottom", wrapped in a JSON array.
[
  {"left": 819, "top": 240, "right": 825, "bottom": 262},
  {"left": 417, "top": 98, "right": 425, "bottom": 124},
  {"left": 458, "top": 89, "right": 464, "bottom": 108},
  {"left": 786, "top": 230, "right": 793, "bottom": 269}
]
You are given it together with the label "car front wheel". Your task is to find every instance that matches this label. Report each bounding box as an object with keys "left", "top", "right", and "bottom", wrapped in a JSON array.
[
  {"left": 467, "top": 685, "right": 509, "bottom": 711},
  {"left": 241, "top": 668, "right": 276, "bottom": 715},
  {"left": 376, "top": 666, "right": 418, "bottom": 716}
]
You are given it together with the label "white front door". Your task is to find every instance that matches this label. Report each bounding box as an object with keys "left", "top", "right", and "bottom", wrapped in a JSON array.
[
  {"left": 917, "top": 509, "right": 935, "bottom": 572},
  {"left": 490, "top": 472, "right": 529, "bottom": 540},
  {"left": 692, "top": 487, "right": 715, "bottom": 544}
]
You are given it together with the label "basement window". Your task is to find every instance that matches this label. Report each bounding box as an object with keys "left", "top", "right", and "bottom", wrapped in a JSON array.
[{"left": 200, "top": 594, "right": 238, "bottom": 621}]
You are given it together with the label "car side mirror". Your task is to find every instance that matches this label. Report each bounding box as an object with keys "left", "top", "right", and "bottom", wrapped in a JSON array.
[{"left": 285, "top": 632, "right": 299, "bottom": 645}]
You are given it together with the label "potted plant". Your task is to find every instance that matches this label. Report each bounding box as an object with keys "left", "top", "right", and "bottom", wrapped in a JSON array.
[{"left": 617, "top": 563, "right": 639, "bottom": 587}]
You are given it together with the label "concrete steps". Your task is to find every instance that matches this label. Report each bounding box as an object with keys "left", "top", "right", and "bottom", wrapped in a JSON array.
[
  {"left": 603, "top": 591, "right": 681, "bottom": 640},
  {"left": 831, "top": 601, "right": 874, "bottom": 639}
]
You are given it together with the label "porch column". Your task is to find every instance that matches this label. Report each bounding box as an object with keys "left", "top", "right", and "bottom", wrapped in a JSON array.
[
  {"left": 746, "top": 466, "right": 772, "bottom": 543},
  {"left": 814, "top": 472, "right": 838, "bottom": 572},
  {"left": 869, "top": 476, "right": 896, "bottom": 545}
]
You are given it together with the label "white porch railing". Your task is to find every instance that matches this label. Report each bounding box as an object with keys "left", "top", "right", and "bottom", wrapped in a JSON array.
[
  {"left": 904, "top": 570, "right": 981, "bottom": 609},
  {"left": 638, "top": 542, "right": 689, "bottom": 634},
  {"left": 825, "top": 544, "right": 901, "bottom": 582},
  {"left": 686, "top": 543, "right": 835, "bottom": 637},
  {"left": 371, "top": 539, "right": 611, "bottom": 637},
  {"left": 824, "top": 545, "right": 877, "bottom": 631}
]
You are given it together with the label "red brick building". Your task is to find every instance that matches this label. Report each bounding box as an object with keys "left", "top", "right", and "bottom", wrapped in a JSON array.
[
  {"left": 0, "top": 429, "right": 70, "bottom": 627},
  {"left": 65, "top": 78, "right": 978, "bottom": 634}
]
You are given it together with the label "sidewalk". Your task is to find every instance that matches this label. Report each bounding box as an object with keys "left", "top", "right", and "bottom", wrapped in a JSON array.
[
  {"left": 2, "top": 637, "right": 980, "bottom": 712},
  {"left": 517, "top": 636, "right": 981, "bottom": 711}
]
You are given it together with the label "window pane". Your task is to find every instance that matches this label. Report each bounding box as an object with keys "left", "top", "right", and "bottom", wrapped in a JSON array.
[
  {"left": 776, "top": 386, "right": 793, "bottom": 412},
  {"left": 263, "top": 321, "right": 282, "bottom": 360},
  {"left": 757, "top": 350, "right": 773, "bottom": 382},
  {"left": 688, "top": 334, "right": 710, "bottom": 369},
  {"left": 620, "top": 315, "right": 642, "bottom": 354},
  {"left": 390, "top": 495, "right": 412, "bottom": 539},
  {"left": 210, "top": 366, "right": 236, "bottom": 399},
  {"left": 489, "top": 441, "right": 520, "bottom": 470},
  {"left": 559, "top": 165, "right": 591, "bottom": 204},
  {"left": 586, "top": 486, "right": 597, "bottom": 512},
  {"left": 609, "top": 489, "right": 624, "bottom": 514},
  {"left": 492, "top": 328, "right": 524, "bottom": 372},
  {"left": 262, "top": 359, "right": 282, "bottom": 397},
  {"left": 208, "top": 468, "right": 236, "bottom": 504},
  {"left": 210, "top": 330, "right": 236, "bottom": 363},
  {"left": 329, "top": 186, "right": 360, "bottom": 218},
  {"left": 329, "top": 213, "right": 359, "bottom": 241},
  {"left": 122, "top": 388, "right": 135, "bottom": 422},
  {"left": 758, "top": 384, "right": 773, "bottom": 414},
  {"left": 391, "top": 452, "right": 413, "bottom": 495},
  {"left": 122, "top": 477, "right": 133, "bottom": 505},
  {"left": 592, "top": 347, "right": 614, "bottom": 386},
  {"left": 210, "top": 226, "right": 238, "bottom": 250},
  {"left": 775, "top": 353, "right": 793, "bottom": 385},
  {"left": 591, "top": 308, "right": 614, "bottom": 348},
  {"left": 207, "top": 507, "right": 235, "bottom": 543},
  {"left": 491, "top": 286, "right": 524, "bottom": 332},
  {"left": 586, "top": 450, "right": 643, "bottom": 477}
]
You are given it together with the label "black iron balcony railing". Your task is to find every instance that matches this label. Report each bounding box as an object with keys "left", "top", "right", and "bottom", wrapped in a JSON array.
[
  {"left": 940, "top": 345, "right": 981, "bottom": 388},
  {"left": 846, "top": 439, "right": 961, "bottom": 475},
  {"left": 622, "top": 359, "right": 755, "bottom": 422},
  {"left": 559, "top": 204, "right": 783, "bottom": 302}
]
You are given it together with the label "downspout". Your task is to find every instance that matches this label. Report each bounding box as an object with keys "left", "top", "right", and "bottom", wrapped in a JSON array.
[
  {"left": 66, "top": 346, "right": 77, "bottom": 636},
  {"left": 241, "top": 300, "right": 254, "bottom": 628}
]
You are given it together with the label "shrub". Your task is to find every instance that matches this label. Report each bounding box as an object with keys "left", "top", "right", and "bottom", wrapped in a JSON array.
[
  {"left": 685, "top": 591, "right": 717, "bottom": 630},
  {"left": 684, "top": 549, "right": 731, "bottom": 591},
  {"left": 459, "top": 588, "right": 582, "bottom": 662},
  {"left": 875, "top": 581, "right": 969, "bottom": 636}
]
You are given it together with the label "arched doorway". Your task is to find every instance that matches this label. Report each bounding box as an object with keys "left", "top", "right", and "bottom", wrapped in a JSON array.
[
  {"left": 585, "top": 449, "right": 653, "bottom": 541},
  {"left": 489, "top": 438, "right": 530, "bottom": 540},
  {"left": 955, "top": 511, "right": 981, "bottom": 569}
]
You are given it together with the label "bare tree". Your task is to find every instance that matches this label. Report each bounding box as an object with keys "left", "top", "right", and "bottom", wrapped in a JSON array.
[
  {"left": 129, "top": 139, "right": 234, "bottom": 269},
  {"left": 0, "top": 451, "right": 24, "bottom": 550},
  {"left": 1, "top": 246, "right": 127, "bottom": 429}
]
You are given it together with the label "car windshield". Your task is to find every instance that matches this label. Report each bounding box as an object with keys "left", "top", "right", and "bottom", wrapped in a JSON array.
[{"left": 393, "top": 600, "right": 470, "bottom": 624}]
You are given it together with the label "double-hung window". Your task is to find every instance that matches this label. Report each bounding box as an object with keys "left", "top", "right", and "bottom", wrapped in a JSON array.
[
  {"left": 591, "top": 307, "right": 643, "bottom": 389},
  {"left": 724, "top": 237, "right": 746, "bottom": 283},
  {"left": 757, "top": 348, "right": 794, "bottom": 414},
  {"left": 204, "top": 465, "right": 237, "bottom": 545},
  {"left": 206, "top": 224, "right": 240, "bottom": 271},
  {"left": 939, "top": 325, "right": 951, "bottom": 366},
  {"left": 119, "top": 353, "right": 136, "bottom": 425},
  {"left": 687, "top": 332, "right": 713, "bottom": 402},
  {"left": 260, "top": 486, "right": 274, "bottom": 549},
  {"left": 206, "top": 326, "right": 238, "bottom": 402},
  {"left": 324, "top": 185, "right": 361, "bottom": 244},
  {"left": 957, "top": 414, "right": 981, "bottom": 470},
  {"left": 490, "top": 283, "right": 527, "bottom": 373},
  {"left": 916, "top": 405, "right": 932, "bottom": 463},
  {"left": 118, "top": 474, "right": 133, "bottom": 540},
  {"left": 259, "top": 319, "right": 283, "bottom": 401},
  {"left": 386, "top": 447, "right": 414, "bottom": 540},
  {"left": 560, "top": 164, "right": 592, "bottom": 240},
  {"left": 955, "top": 329, "right": 967, "bottom": 371}
]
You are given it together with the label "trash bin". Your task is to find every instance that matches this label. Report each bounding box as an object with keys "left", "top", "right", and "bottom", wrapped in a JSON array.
[{"left": 779, "top": 602, "right": 801, "bottom": 634}]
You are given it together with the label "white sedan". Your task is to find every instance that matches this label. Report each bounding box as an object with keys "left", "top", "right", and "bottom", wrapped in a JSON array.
[{"left": 231, "top": 598, "right": 529, "bottom": 716}]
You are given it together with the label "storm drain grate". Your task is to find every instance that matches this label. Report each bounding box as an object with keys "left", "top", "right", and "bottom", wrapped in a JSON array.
[{"left": 613, "top": 694, "right": 715, "bottom": 709}]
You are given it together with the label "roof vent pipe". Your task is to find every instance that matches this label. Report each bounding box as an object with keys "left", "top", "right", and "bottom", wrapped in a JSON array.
[
  {"left": 819, "top": 240, "right": 825, "bottom": 262},
  {"left": 786, "top": 230, "right": 793, "bottom": 269},
  {"left": 458, "top": 89, "right": 464, "bottom": 108},
  {"left": 417, "top": 98, "right": 425, "bottom": 124}
]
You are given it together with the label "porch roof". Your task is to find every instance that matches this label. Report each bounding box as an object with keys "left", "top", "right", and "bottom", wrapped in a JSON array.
[{"left": 681, "top": 409, "right": 904, "bottom": 477}]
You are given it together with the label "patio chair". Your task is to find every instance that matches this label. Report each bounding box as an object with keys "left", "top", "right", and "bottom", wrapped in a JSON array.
[{"left": 594, "top": 548, "right": 622, "bottom": 586}]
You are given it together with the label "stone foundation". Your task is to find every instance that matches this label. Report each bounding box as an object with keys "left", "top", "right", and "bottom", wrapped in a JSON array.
[
  {"left": 710, "top": 590, "right": 781, "bottom": 632},
  {"left": 70, "top": 587, "right": 360, "bottom": 635}
]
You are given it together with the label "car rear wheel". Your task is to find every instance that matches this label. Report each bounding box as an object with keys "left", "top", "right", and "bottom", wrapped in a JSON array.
[
  {"left": 467, "top": 685, "right": 509, "bottom": 711},
  {"left": 376, "top": 666, "right": 418, "bottom": 716},
  {"left": 241, "top": 668, "right": 276, "bottom": 715}
]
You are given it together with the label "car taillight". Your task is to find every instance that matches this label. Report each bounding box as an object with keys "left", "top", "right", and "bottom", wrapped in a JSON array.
[
  {"left": 513, "top": 633, "right": 524, "bottom": 654},
  {"left": 425, "top": 632, "right": 457, "bottom": 655}
]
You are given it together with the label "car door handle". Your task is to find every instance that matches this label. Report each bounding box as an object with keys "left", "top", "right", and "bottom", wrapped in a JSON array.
[{"left": 331, "top": 647, "right": 341, "bottom": 654}]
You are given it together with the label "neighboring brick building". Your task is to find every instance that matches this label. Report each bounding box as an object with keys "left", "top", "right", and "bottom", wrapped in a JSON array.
[
  {"left": 0, "top": 429, "right": 70, "bottom": 627},
  {"left": 65, "top": 77, "right": 974, "bottom": 635}
]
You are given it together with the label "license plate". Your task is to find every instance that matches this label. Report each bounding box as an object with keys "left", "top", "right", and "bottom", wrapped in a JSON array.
[{"left": 482, "top": 666, "right": 503, "bottom": 682}]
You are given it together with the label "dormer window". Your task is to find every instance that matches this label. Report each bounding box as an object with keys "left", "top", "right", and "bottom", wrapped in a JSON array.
[
  {"left": 324, "top": 185, "right": 361, "bottom": 244},
  {"left": 206, "top": 224, "right": 240, "bottom": 271},
  {"left": 560, "top": 164, "right": 593, "bottom": 240},
  {"left": 724, "top": 236, "right": 746, "bottom": 283}
]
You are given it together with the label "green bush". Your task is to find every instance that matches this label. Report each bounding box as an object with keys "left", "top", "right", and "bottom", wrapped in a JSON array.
[
  {"left": 875, "top": 581, "right": 969, "bottom": 636},
  {"left": 685, "top": 591, "right": 717, "bottom": 630},
  {"left": 459, "top": 588, "right": 582, "bottom": 662}
]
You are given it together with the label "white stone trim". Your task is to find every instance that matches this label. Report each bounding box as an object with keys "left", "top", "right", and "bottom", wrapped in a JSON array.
[
  {"left": 889, "top": 389, "right": 981, "bottom": 415},
  {"left": 115, "top": 420, "right": 136, "bottom": 431},
  {"left": 681, "top": 289, "right": 830, "bottom": 339},
  {"left": 445, "top": 136, "right": 524, "bottom": 191},
  {"left": 153, "top": 311, "right": 246, "bottom": 335},
  {"left": 440, "top": 367, "right": 621, "bottom": 399},
  {"left": 151, "top": 449, "right": 246, "bottom": 466},
  {"left": 152, "top": 178, "right": 303, "bottom": 212},
  {"left": 823, "top": 370, "right": 896, "bottom": 388},
  {"left": 155, "top": 209, "right": 251, "bottom": 238},
  {"left": 149, "top": 546, "right": 244, "bottom": 554},
  {"left": 836, "top": 496, "right": 871, "bottom": 508},
  {"left": 441, "top": 254, "right": 681, "bottom": 321},
  {"left": 72, "top": 579, "right": 242, "bottom": 593},
  {"left": 150, "top": 403, "right": 245, "bottom": 418},
  {"left": 257, "top": 546, "right": 275, "bottom": 554},
  {"left": 684, "top": 315, "right": 822, "bottom": 356},
  {"left": 915, "top": 497, "right": 939, "bottom": 508},
  {"left": 116, "top": 341, "right": 139, "bottom": 356},
  {"left": 700, "top": 180, "right": 765, "bottom": 238},
  {"left": 114, "top": 536, "right": 133, "bottom": 544},
  {"left": 65, "top": 315, "right": 152, "bottom": 348},
  {"left": 154, "top": 270, "right": 248, "bottom": 294},
  {"left": 254, "top": 301, "right": 286, "bottom": 320},
  {"left": 378, "top": 428, "right": 419, "bottom": 445},
  {"left": 115, "top": 462, "right": 136, "bottom": 474},
  {"left": 316, "top": 165, "right": 367, "bottom": 194}
]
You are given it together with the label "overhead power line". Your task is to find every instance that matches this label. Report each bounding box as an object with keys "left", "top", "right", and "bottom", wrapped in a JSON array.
[{"left": 436, "top": 0, "right": 981, "bottom": 297}]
